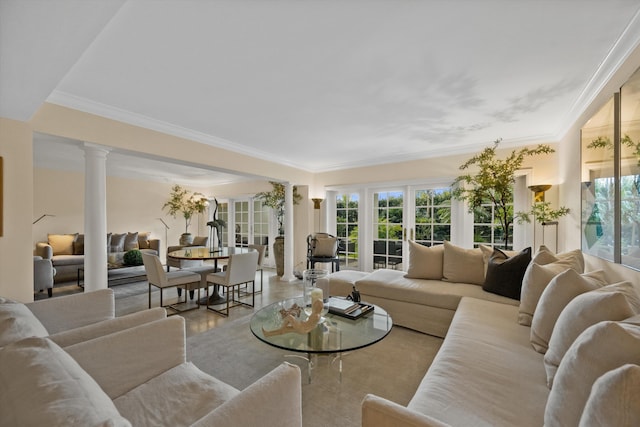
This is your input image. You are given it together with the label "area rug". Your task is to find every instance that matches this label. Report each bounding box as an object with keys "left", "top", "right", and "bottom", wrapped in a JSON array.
[{"left": 187, "top": 314, "right": 443, "bottom": 427}]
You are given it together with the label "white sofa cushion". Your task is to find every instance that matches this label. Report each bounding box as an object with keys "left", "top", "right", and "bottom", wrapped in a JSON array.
[
  {"left": 545, "top": 321, "right": 640, "bottom": 427},
  {"left": 407, "top": 298, "right": 548, "bottom": 426},
  {"left": 442, "top": 241, "right": 485, "bottom": 285},
  {"left": 114, "top": 362, "right": 239, "bottom": 427},
  {"left": 518, "top": 250, "right": 585, "bottom": 326},
  {"left": 405, "top": 240, "right": 443, "bottom": 280},
  {"left": 543, "top": 282, "right": 640, "bottom": 387},
  {"left": 0, "top": 336, "right": 131, "bottom": 426},
  {"left": 0, "top": 302, "right": 48, "bottom": 347},
  {"left": 579, "top": 364, "right": 640, "bottom": 427},
  {"left": 533, "top": 245, "right": 585, "bottom": 271},
  {"left": 530, "top": 269, "right": 608, "bottom": 353}
]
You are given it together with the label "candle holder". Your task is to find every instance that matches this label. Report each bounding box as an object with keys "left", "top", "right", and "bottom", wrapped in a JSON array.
[{"left": 303, "top": 269, "right": 329, "bottom": 320}]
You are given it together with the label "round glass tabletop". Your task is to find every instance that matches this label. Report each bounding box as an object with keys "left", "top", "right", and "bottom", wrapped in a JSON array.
[{"left": 250, "top": 298, "right": 393, "bottom": 354}]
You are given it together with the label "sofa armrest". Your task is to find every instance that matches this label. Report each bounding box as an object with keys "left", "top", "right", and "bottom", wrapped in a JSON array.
[
  {"left": 26, "top": 289, "right": 115, "bottom": 334},
  {"left": 148, "top": 238, "right": 161, "bottom": 252},
  {"left": 49, "top": 307, "right": 167, "bottom": 347},
  {"left": 362, "top": 394, "right": 452, "bottom": 427},
  {"left": 64, "top": 316, "right": 186, "bottom": 399},
  {"left": 33, "top": 256, "right": 54, "bottom": 292},
  {"left": 35, "top": 242, "right": 53, "bottom": 259},
  {"left": 192, "top": 362, "right": 302, "bottom": 427}
]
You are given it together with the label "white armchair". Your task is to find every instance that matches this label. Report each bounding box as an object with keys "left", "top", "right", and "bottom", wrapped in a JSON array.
[{"left": 33, "top": 256, "right": 56, "bottom": 298}]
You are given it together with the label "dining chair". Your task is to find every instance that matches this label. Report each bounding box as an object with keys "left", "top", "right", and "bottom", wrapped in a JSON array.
[
  {"left": 141, "top": 253, "right": 202, "bottom": 314},
  {"left": 307, "top": 233, "right": 340, "bottom": 272},
  {"left": 205, "top": 251, "right": 259, "bottom": 317},
  {"left": 248, "top": 244, "right": 267, "bottom": 293}
]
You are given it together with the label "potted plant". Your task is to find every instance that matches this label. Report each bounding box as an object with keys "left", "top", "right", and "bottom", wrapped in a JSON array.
[
  {"left": 452, "top": 139, "right": 554, "bottom": 249},
  {"left": 255, "top": 181, "right": 302, "bottom": 276},
  {"left": 163, "top": 184, "right": 209, "bottom": 245}
]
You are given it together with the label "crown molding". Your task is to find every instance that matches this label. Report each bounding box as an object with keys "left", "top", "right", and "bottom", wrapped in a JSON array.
[
  {"left": 46, "top": 90, "right": 306, "bottom": 171},
  {"left": 557, "top": 8, "right": 640, "bottom": 140}
]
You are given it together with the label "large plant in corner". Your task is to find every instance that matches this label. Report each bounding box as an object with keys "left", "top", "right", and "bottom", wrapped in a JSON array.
[
  {"left": 255, "top": 181, "right": 302, "bottom": 276},
  {"left": 452, "top": 139, "right": 555, "bottom": 249},
  {"left": 163, "top": 184, "right": 208, "bottom": 245}
]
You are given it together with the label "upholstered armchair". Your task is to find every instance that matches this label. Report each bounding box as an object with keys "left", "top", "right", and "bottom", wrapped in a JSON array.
[
  {"left": 33, "top": 256, "right": 56, "bottom": 297},
  {"left": 306, "top": 233, "right": 340, "bottom": 272},
  {"left": 166, "top": 235, "right": 209, "bottom": 271}
]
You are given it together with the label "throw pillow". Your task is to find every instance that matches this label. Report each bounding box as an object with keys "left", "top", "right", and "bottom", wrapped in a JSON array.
[
  {"left": 110, "top": 233, "right": 126, "bottom": 253},
  {"left": 138, "top": 232, "right": 151, "bottom": 249},
  {"left": 442, "top": 241, "right": 485, "bottom": 285},
  {"left": 518, "top": 254, "right": 585, "bottom": 326},
  {"left": 579, "top": 364, "right": 640, "bottom": 427},
  {"left": 312, "top": 237, "right": 338, "bottom": 257},
  {"left": 73, "top": 233, "right": 84, "bottom": 255},
  {"left": 47, "top": 233, "right": 78, "bottom": 256},
  {"left": 0, "top": 303, "right": 49, "bottom": 347},
  {"left": 530, "top": 269, "right": 608, "bottom": 354},
  {"left": 482, "top": 247, "right": 532, "bottom": 300},
  {"left": 533, "top": 245, "right": 585, "bottom": 272},
  {"left": 544, "top": 321, "right": 640, "bottom": 427},
  {"left": 404, "top": 241, "right": 444, "bottom": 280},
  {"left": 543, "top": 281, "right": 640, "bottom": 387},
  {"left": 107, "top": 232, "right": 112, "bottom": 252},
  {"left": 123, "top": 232, "right": 139, "bottom": 251},
  {"left": 479, "top": 244, "right": 520, "bottom": 275},
  {"left": 0, "top": 337, "right": 131, "bottom": 426}
]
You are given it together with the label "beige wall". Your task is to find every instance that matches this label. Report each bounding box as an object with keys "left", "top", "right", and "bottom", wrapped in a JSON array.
[{"left": 0, "top": 119, "right": 34, "bottom": 301}]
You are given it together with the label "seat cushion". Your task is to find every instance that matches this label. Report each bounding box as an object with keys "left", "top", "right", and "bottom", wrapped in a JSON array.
[
  {"left": 408, "top": 298, "right": 548, "bottom": 427},
  {"left": 0, "top": 337, "right": 131, "bottom": 427},
  {"left": 51, "top": 254, "right": 85, "bottom": 266},
  {"left": 0, "top": 302, "right": 48, "bottom": 347},
  {"left": 114, "top": 362, "right": 239, "bottom": 427},
  {"left": 356, "top": 269, "right": 517, "bottom": 311}
]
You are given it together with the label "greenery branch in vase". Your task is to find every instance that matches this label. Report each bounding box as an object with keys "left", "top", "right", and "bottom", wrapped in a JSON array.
[
  {"left": 452, "top": 138, "right": 555, "bottom": 250},
  {"left": 516, "top": 202, "right": 570, "bottom": 226},
  {"left": 255, "top": 181, "right": 302, "bottom": 276},
  {"left": 163, "top": 184, "right": 209, "bottom": 245}
]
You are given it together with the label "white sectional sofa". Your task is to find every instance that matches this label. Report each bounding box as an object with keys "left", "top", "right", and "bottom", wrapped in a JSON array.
[
  {"left": 0, "top": 290, "right": 302, "bottom": 427},
  {"left": 327, "top": 242, "right": 640, "bottom": 426}
]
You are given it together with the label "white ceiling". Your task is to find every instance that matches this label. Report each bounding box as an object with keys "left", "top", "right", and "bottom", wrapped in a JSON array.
[{"left": 4, "top": 0, "right": 640, "bottom": 185}]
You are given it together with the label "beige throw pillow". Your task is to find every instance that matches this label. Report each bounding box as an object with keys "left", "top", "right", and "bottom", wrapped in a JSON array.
[
  {"left": 47, "top": 233, "right": 78, "bottom": 256},
  {"left": 137, "top": 232, "right": 151, "bottom": 249},
  {"left": 543, "top": 281, "right": 640, "bottom": 387},
  {"left": 579, "top": 364, "right": 640, "bottom": 427},
  {"left": 530, "top": 269, "right": 608, "bottom": 354},
  {"left": 534, "top": 245, "right": 585, "bottom": 271},
  {"left": 312, "top": 237, "right": 338, "bottom": 257},
  {"left": 518, "top": 253, "right": 585, "bottom": 326},
  {"left": 545, "top": 321, "right": 640, "bottom": 427},
  {"left": 442, "top": 241, "right": 485, "bottom": 285},
  {"left": 405, "top": 241, "right": 443, "bottom": 280}
]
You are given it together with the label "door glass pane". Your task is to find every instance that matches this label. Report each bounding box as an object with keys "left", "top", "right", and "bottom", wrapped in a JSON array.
[
  {"left": 217, "top": 202, "right": 229, "bottom": 246},
  {"left": 234, "top": 201, "right": 249, "bottom": 247},
  {"left": 373, "top": 191, "right": 403, "bottom": 270},
  {"left": 253, "top": 199, "right": 269, "bottom": 257},
  {"left": 581, "top": 97, "right": 615, "bottom": 261},
  {"left": 414, "top": 188, "right": 451, "bottom": 246},
  {"left": 336, "top": 193, "right": 359, "bottom": 269}
]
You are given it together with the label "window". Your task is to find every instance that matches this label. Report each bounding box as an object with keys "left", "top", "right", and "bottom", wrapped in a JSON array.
[
  {"left": 374, "top": 191, "right": 403, "bottom": 270},
  {"left": 336, "top": 193, "right": 359, "bottom": 269},
  {"left": 414, "top": 188, "right": 451, "bottom": 246},
  {"left": 473, "top": 198, "right": 513, "bottom": 250}
]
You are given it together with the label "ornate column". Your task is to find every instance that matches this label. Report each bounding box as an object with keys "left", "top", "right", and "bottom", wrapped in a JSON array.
[
  {"left": 281, "top": 182, "right": 295, "bottom": 281},
  {"left": 83, "top": 143, "right": 110, "bottom": 292}
]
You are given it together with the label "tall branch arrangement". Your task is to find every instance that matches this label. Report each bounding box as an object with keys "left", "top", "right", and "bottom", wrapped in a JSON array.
[
  {"left": 452, "top": 139, "right": 554, "bottom": 249},
  {"left": 255, "top": 181, "right": 302, "bottom": 236},
  {"left": 163, "top": 184, "right": 208, "bottom": 234}
]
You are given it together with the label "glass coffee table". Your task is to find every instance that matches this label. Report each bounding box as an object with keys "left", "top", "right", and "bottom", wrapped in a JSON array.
[{"left": 250, "top": 298, "right": 393, "bottom": 383}]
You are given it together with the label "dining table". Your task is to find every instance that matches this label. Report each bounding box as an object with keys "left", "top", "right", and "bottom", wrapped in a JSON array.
[{"left": 167, "top": 246, "right": 256, "bottom": 305}]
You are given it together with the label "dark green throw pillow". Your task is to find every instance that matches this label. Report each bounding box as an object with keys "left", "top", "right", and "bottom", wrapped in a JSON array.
[{"left": 483, "top": 247, "right": 532, "bottom": 300}]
